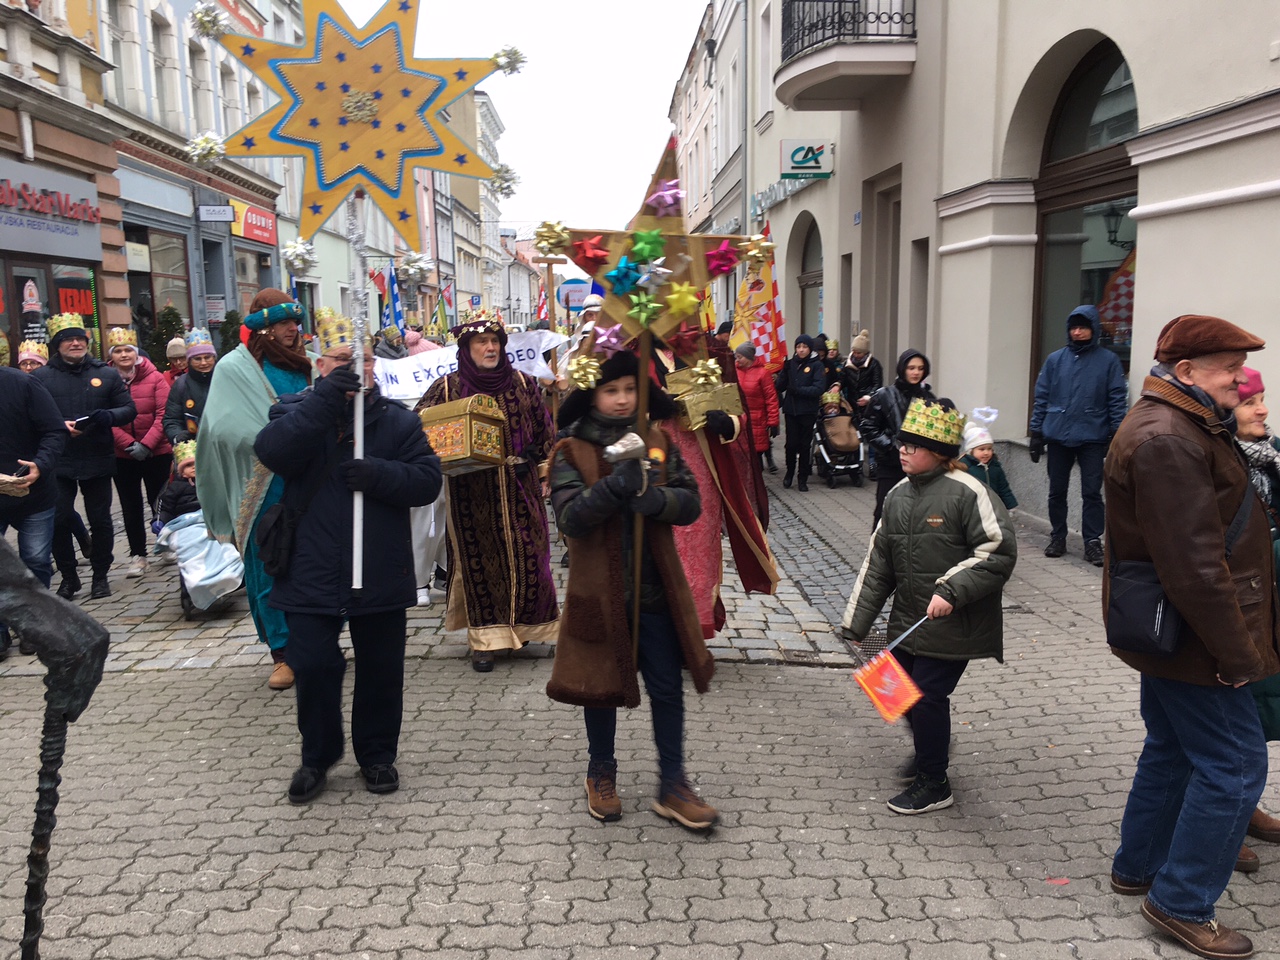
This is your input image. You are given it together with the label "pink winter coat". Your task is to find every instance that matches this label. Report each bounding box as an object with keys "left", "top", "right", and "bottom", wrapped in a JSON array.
[
  {"left": 112, "top": 357, "right": 173, "bottom": 457},
  {"left": 737, "top": 357, "right": 780, "bottom": 454}
]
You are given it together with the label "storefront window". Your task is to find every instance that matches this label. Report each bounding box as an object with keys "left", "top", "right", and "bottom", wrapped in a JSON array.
[
  {"left": 235, "top": 249, "right": 260, "bottom": 315},
  {"left": 149, "top": 230, "right": 191, "bottom": 324},
  {"left": 799, "top": 222, "right": 823, "bottom": 337}
]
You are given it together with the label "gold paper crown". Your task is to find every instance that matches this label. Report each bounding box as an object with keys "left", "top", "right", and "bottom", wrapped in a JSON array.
[
  {"left": 899, "top": 398, "right": 965, "bottom": 456},
  {"left": 46, "top": 312, "right": 87, "bottom": 339},
  {"left": 18, "top": 340, "right": 48, "bottom": 362},
  {"left": 173, "top": 440, "right": 197, "bottom": 466},
  {"left": 316, "top": 313, "right": 358, "bottom": 354},
  {"left": 821, "top": 388, "right": 842, "bottom": 407},
  {"left": 107, "top": 327, "right": 138, "bottom": 350},
  {"left": 450, "top": 312, "right": 504, "bottom": 339}
]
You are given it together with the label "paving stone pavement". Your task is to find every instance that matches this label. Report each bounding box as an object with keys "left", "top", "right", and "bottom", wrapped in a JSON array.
[{"left": 1, "top": 470, "right": 1279, "bottom": 959}]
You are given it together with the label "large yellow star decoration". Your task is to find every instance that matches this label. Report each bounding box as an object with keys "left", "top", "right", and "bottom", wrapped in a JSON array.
[{"left": 219, "top": 0, "right": 499, "bottom": 245}]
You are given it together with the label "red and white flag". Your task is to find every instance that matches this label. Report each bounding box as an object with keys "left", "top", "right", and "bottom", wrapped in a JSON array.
[
  {"left": 536, "top": 283, "right": 548, "bottom": 324},
  {"left": 1097, "top": 249, "right": 1136, "bottom": 347},
  {"left": 441, "top": 281, "right": 455, "bottom": 310},
  {"left": 747, "top": 222, "right": 786, "bottom": 372},
  {"left": 369, "top": 266, "right": 388, "bottom": 299}
]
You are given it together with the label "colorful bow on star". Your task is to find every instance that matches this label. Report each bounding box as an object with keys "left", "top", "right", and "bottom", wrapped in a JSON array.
[
  {"left": 637, "top": 257, "right": 673, "bottom": 292},
  {"left": 738, "top": 235, "right": 776, "bottom": 267},
  {"left": 646, "top": 179, "right": 684, "bottom": 216},
  {"left": 568, "top": 355, "right": 602, "bottom": 390},
  {"left": 631, "top": 228, "right": 666, "bottom": 262},
  {"left": 628, "top": 292, "right": 661, "bottom": 326},
  {"left": 535, "top": 221, "right": 570, "bottom": 255},
  {"left": 572, "top": 235, "right": 610, "bottom": 272},
  {"left": 606, "top": 256, "right": 642, "bottom": 296},
  {"left": 691, "top": 359, "right": 723, "bottom": 387},
  {"left": 706, "top": 240, "right": 739, "bottom": 277},
  {"left": 665, "top": 282, "right": 700, "bottom": 319},
  {"left": 666, "top": 322, "right": 703, "bottom": 356},
  {"left": 593, "top": 323, "right": 626, "bottom": 357}
]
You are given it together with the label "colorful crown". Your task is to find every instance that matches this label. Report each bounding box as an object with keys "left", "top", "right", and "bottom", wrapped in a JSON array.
[
  {"left": 381, "top": 324, "right": 401, "bottom": 338},
  {"left": 898, "top": 398, "right": 965, "bottom": 458},
  {"left": 47, "top": 312, "right": 87, "bottom": 339},
  {"left": 173, "top": 439, "right": 197, "bottom": 466},
  {"left": 316, "top": 313, "right": 359, "bottom": 354},
  {"left": 450, "top": 311, "right": 504, "bottom": 340},
  {"left": 185, "top": 328, "right": 212, "bottom": 349},
  {"left": 18, "top": 340, "right": 48, "bottom": 363},
  {"left": 107, "top": 327, "right": 138, "bottom": 350}
]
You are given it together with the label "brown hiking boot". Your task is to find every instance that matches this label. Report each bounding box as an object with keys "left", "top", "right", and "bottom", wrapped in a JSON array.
[
  {"left": 652, "top": 778, "right": 720, "bottom": 831},
  {"left": 268, "top": 662, "right": 295, "bottom": 690},
  {"left": 585, "top": 762, "right": 621, "bottom": 822},
  {"left": 1247, "top": 807, "right": 1280, "bottom": 844},
  {"left": 1235, "top": 845, "right": 1260, "bottom": 874},
  {"left": 1141, "top": 899, "right": 1253, "bottom": 959}
]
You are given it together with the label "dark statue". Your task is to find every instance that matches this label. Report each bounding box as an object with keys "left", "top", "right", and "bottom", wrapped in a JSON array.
[{"left": 0, "top": 540, "right": 109, "bottom": 960}]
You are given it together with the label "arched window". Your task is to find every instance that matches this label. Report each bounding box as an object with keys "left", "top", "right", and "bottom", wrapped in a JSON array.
[
  {"left": 1034, "top": 40, "right": 1138, "bottom": 378},
  {"left": 800, "top": 222, "right": 823, "bottom": 337}
]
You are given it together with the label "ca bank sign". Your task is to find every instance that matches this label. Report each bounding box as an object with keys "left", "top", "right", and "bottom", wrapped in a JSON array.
[{"left": 781, "top": 140, "right": 835, "bottom": 180}]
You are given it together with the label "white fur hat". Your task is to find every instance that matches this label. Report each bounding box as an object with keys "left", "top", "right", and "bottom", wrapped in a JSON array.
[{"left": 963, "top": 407, "right": 999, "bottom": 454}]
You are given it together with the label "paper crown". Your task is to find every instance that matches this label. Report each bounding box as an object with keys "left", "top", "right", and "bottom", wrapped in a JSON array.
[
  {"left": 315, "top": 312, "right": 366, "bottom": 354},
  {"left": 898, "top": 398, "right": 965, "bottom": 458},
  {"left": 185, "top": 327, "right": 216, "bottom": 357},
  {"left": 173, "top": 439, "right": 197, "bottom": 466},
  {"left": 18, "top": 340, "right": 48, "bottom": 364},
  {"left": 821, "top": 388, "right": 843, "bottom": 407},
  {"left": 450, "top": 313, "right": 505, "bottom": 339},
  {"left": 107, "top": 327, "right": 138, "bottom": 350},
  {"left": 380, "top": 324, "right": 400, "bottom": 338},
  {"left": 47, "top": 312, "right": 87, "bottom": 339}
]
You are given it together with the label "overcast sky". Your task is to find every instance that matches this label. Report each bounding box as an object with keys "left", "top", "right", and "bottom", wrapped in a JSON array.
[{"left": 341, "top": 0, "right": 708, "bottom": 238}]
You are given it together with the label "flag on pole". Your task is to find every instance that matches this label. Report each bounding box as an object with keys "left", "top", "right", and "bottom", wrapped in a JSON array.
[
  {"left": 382, "top": 264, "right": 406, "bottom": 335},
  {"left": 433, "top": 291, "right": 448, "bottom": 335},
  {"left": 369, "top": 266, "right": 388, "bottom": 299},
  {"left": 1097, "top": 249, "right": 1136, "bottom": 347},
  {"left": 441, "top": 281, "right": 455, "bottom": 311},
  {"left": 741, "top": 222, "right": 786, "bottom": 372},
  {"left": 698, "top": 287, "right": 717, "bottom": 332},
  {"left": 536, "top": 283, "right": 548, "bottom": 325}
]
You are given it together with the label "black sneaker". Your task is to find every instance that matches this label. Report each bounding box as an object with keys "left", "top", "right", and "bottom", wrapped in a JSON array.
[
  {"left": 797, "top": 480, "right": 809, "bottom": 492},
  {"left": 89, "top": 576, "right": 111, "bottom": 600},
  {"left": 783, "top": 470, "right": 794, "bottom": 489},
  {"left": 887, "top": 774, "right": 954, "bottom": 815},
  {"left": 56, "top": 572, "right": 81, "bottom": 600},
  {"left": 288, "top": 766, "right": 326, "bottom": 804},
  {"left": 1044, "top": 539, "right": 1066, "bottom": 558},
  {"left": 1084, "top": 539, "right": 1104, "bottom": 567},
  {"left": 361, "top": 764, "right": 400, "bottom": 794}
]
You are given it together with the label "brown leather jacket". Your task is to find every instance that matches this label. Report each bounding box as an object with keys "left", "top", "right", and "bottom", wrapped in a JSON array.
[{"left": 1103, "top": 376, "right": 1280, "bottom": 685}]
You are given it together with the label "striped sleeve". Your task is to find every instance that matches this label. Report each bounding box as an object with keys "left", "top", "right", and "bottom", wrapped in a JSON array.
[{"left": 933, "top": 471, "right": 1017, "bottom": 607}]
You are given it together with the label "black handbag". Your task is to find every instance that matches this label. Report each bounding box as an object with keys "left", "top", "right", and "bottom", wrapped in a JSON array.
[
  {"left": 1106, "top": 487, "right": 1255, "bottom": 656},
  {"left": 253, "top": 445, "right": 340, "bottom": 579}
]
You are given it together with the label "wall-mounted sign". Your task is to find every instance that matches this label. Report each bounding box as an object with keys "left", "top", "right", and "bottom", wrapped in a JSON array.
[
  {"left": 469, "top": 294, "right": 482, "bottom": 308},
  {"left": 199, "top": 204, "right": 235, "bottom": 222},
  {"left": 781, "top": 140, "right": 835, "bottom": 180},
  {"left": 125, "top": 241, "right": 151, "bottom": 272},
  {"left": 205, "top": 296, "right": 226, "bottom": 325},
  {"left": 230, "top": 199, "right": 278, "bottom": 245},
  {"left": 0, "top": 157, "right": 102, "bottom": 261}
]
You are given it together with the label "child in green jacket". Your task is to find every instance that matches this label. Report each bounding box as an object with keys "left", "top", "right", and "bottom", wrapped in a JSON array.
[{"left": 959, "top": 410, "right": 1018, "bottom": 509}]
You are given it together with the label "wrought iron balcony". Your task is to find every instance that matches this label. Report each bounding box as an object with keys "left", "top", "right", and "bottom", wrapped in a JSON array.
[
  {"left": 776, "top": 0, "right": 917, "bottom": 111},
  {"left": 782, "top": 0, "right": 916, "bottom": 63}
]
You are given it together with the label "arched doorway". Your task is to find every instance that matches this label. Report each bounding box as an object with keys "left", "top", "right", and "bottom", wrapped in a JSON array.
[
  {"left": 1033, "top": 39, "right": 1138, "bottom": 380},
  {"left": 799, "top": 221, "right": 823, "bottom": 337}
]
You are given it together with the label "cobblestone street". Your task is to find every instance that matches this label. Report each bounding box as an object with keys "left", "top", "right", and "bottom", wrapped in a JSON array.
[{"left": 1, "top": 473, "right": 1278, "bottom": 959}]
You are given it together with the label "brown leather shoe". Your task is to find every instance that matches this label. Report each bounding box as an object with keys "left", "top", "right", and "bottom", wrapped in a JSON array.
[
  {"left": 1141, "top": 899, "right": 1253, "bottom": 959},
  {"left": 1235, "top": 845, "right": 1260, "bottom": 874},
  {"left": 268, "top": 662, "right": 295, "bottom": 690},
  {"left": 1247, "top": 807, "right": 1280, "bottom": 844},
  {"left": 652, "top": 779, "right": 720, "bottom": 831},
  {"left": 585, "top": 763, "right": 621, "bottom": 822},
  {"left": 1109, "top": 872, "right": 1152, "bottom": 896}
]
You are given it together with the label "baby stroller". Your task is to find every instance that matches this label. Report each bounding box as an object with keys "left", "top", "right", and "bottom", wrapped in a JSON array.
[{"left": 813, "top": 391, "right": 864, "bottom": 488}]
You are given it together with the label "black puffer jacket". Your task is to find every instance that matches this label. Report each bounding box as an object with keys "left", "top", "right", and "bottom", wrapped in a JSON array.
[
  {"left": 162, "top": 367, "right": 213, "bottom": 446},
  {"left": 156, "top": 477, "right": 201, "bottom": 524},
  {"left": 774, "top": 348, "right": 828, "bottom": 417},
  {"left": 254, "top": 377, "right": 442, "bottom": 616},
  {"left": 32, "top": 353, "right": 136, "bottom": 480},
  {"left": 0, "top": 368, "right": 66, "bottom": 520},
  {"left": 861, "top": 349, "right": 935, "bottom": 478}
]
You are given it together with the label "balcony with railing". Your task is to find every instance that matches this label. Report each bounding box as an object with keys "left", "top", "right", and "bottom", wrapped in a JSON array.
[{"left": 776, "top": 0, "right": 917, "bottom": 111}]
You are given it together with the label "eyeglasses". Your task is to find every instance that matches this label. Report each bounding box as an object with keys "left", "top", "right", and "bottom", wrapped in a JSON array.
[{"left": 900, "top": 443, "right": 920, "bottom": 455}]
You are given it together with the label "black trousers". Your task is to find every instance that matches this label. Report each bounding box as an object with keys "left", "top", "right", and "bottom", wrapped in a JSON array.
[
  {"left": 53, "top": 475, "right": 115, "bottom": 579},
  {"left": 892, "top": 649, "right": 969, "bottom": 780},
  {"left": 285, "top": 609, "right": 407, "bottom": 770},
  {"left": 784, "top": 414, "right": 816, "bottom": 480},
  {"left": 113, "top": 455, "right": 173, "bottom": 558},
  {"left": 873, "top": 460, "right": 904, "bottom": 527}
]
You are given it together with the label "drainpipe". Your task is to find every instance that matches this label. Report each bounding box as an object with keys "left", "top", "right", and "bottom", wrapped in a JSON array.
[{"left": 739, "top": 0, "right": 749, "bottom": 236}]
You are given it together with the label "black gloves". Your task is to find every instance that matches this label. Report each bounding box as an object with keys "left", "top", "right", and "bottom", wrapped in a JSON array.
[
  {"left": 340, "top": 457, "right": 380, "bottom": 492},
  {"left": 605, "top": 458, "right": 645, "bottom": 497},
  {"left": 126, "top": 442, "right": 149, "bottom": 461},
  {"left": 1029, "top": 431, "right": 1044, "bottom": 464},
  {"left": 704, "top": 410, "right": 735, "bottom": 441},
  {"left": 634, "top": 485, "right": 666, "bottom": 517},
  {"left": 320, "top": 364, "right": 362, "bottom": 399},
  {"left": 84, "top": 409, "right": 113, "bottom": 431},
  {"left": 768, "top": 425, "right": 780, "bottom": 439}
]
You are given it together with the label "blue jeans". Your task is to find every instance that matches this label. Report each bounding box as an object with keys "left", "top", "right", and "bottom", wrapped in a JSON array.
[
  {"left": 1113, "top": 675, "right": 1267, "bottom": 922},
  {"left": 1046, "top": 441, "right": 1106, "bottom": 543},
  {"left": 584, "top": 611, "right": 686, "bottom": 784},
  {"left": 0, "top": 505, "right": 56, "bottom": 649}
]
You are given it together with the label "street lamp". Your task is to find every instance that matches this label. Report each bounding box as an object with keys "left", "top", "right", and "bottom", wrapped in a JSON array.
[{"left": 1103, "top": 205, "right": 1134, "bottom": 251}]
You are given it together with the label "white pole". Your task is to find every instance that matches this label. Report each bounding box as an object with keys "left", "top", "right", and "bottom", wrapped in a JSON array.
[{"left": 349, "top": 192, "right": 368, "bottom": 594}]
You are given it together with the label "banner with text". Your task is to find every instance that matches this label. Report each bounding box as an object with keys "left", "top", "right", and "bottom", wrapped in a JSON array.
[{"left": 373, "top": 329, "right": 569, "bottom": 402}]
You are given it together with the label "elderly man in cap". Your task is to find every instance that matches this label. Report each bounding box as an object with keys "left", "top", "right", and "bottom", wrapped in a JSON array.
[{"left": 1105, "top": 315, "right": 1280, "bottom": 960}]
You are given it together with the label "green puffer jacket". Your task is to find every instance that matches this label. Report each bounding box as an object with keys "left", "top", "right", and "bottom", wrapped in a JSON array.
[{"left": 841, "top": 465, "right": 1017, "bottom": 660}]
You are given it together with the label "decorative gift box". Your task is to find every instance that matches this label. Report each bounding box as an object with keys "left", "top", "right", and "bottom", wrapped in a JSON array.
[
  {"left": 666, "top": 366, "right": 744, "bottom": 433},
  {"left": 418, "top": 395, "right": 507, "bottom": 476}
]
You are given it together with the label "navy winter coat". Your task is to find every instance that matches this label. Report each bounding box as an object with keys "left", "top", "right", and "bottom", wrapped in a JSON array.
[
  {"left": 32, "top": 353, "right": 136, "bottom": 480},
  {"left": 774, "top": 346, "right": 828, "bottom": 417},
  {"left": 0, "top": 367, "right": 66, "bottom": 520},
  {"left": 254, "top": 377, "right": 442, "bottom": 617},
  {"left": 1030, "top": 305, "right": 1128, "bottom": 446}
]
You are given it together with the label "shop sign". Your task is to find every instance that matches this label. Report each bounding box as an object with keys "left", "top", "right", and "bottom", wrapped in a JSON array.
[
  {"left": 0, "top": 156, "right": 101, "bottom": 261},
  {"left": 750, "top": 175, "right": 818, "bottom": 222},
  {"left": 198, "top": 204, "right": 235, "bottom": 222},
  {"left": 205, "top": 295, "right": 226, "bottom": 324},
  {"left": 230, "top": 199, "right": 277, "bottom": 245},
  {"left": 125, "top": 241, "right": 151, "bottom": 272},
  {"left": 781, "top": 140, "right": 835, "bottom": 180}
]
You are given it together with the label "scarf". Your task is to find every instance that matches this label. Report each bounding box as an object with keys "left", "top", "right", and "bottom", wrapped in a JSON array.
[
  {"left": 1151, "top": 362, "right": 1237, "bottom": 436},
  {"left": 1238, "top": 431, "right": 1280, "bottom": 506},
  {"left": 248, "top": 330, "right": 313, "bottom": 380},
  {"left": 456, "top": 331, "right": 514, "bottom": 397}
]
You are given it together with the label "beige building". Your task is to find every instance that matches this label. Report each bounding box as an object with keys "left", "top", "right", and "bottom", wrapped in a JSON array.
[{"left": 739, "top": 0, "right": 1280, "bottom": 437}]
